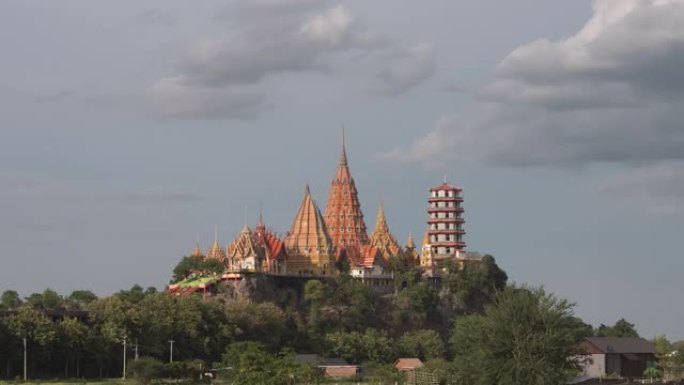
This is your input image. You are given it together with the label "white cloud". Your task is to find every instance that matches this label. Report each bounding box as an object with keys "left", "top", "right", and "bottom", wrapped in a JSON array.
[{"left": 390, "top": 0, "right": 684, "bottom": 166}]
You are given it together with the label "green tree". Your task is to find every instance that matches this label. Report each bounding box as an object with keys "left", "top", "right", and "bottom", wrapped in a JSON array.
[
  {"left": 57, "top": 317, "right": 89, "bottom": 377},
  {"left": 595, "top": 318, "right": 639, "bottom": 337},
  {"left": 127, "top": 357, "right": 165, "bottom": 385},
  {"left": 450, "top": 286, "right": 584, "bottom": 385},
  {"left": 172, "top": 255, "right": 203, "bottom": 282},
  {"left": 398, "top": 329, "right": 446, "bottom": 361},
  {"left": 445, "top": 254, "right": 507, "bottom": 314},
  {"left": 67, "top": 290, "right": 98, "bottom": 308},
  {"left": 202, "top": 258, "right": 225, "bottom": 275},
  {"left": 1, "top": 290, "right": 22, "bottom": 309}
]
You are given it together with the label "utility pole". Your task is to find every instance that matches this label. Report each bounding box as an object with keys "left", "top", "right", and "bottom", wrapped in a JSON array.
[
  {"left": 23, "top": 338, "right": 27, "bottom": 381},
  {"left": 169, "top": 340, "right": 175, "bottom": 363},
  {"left": 122, "top": 337, "right": 127, "bottom": 380}
]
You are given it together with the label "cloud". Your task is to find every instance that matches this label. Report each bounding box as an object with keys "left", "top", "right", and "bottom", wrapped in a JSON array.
[
  {"left": 150, "top": 2, "right": 429, "bottom": 119},
  {"left": 602, "top": 162, "right": 684, "bottom": 199},
  {"left": 116, "top": 187, "right": 205, "bottom": 205},
  {"left": 148, "top": 76, "right": 268, "bottom": 120},
  {"left": 390, "top": 0, "right": 684, "bottom": 166},
  {"left": 601, "top": 162, "right": 684, "bottom": 212},
  {"left": 34, "top": 90, "right": 77, "bottom": 103},
  {"left": 375, "top": 43, "right": 435, "bottom": 96},
  {"left": 137, "top": 9, "right": 176, "bottom": 27}
]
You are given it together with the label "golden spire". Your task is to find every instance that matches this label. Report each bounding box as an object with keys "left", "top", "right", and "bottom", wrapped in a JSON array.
[
  {"left": 369, "top": 201, "right": 401, "bottom": 258},
  {"left": 206, "top": 226, "right": 226, "bottom": 260},
  {"left": 191, "top": 235, "right": 203, "bottom": 258},
  {"left": 406, "top": 232, "right": 416, "bottom": 249}
]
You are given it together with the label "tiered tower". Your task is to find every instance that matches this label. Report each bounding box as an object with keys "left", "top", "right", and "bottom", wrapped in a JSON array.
[
  {"left": 423, "top": 182, "right": 466, "bottom": 274},
  {"left": 324, "top": 130, "right": 368, "bottom": 248},
  {"left": 285, "top": 185, "right": 335, "bottom": 275}
]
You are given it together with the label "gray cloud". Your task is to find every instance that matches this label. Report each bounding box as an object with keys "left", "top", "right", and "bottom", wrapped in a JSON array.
[
  {"left": 148, "top": 77, "right": 268, "bottom": 120},
  {"left": 150, "top": 2, "right": 430, "bottom": 119},
  {"left": 375, "top": 43, "right": 435, "bottom": 96},
  {"left": 137, "top": 9, "right": 176, "bottom": 27},
  {"left": 34, "top": 90, "right": 77, "bottom": 103},
  {"left": 389, "top": 0, "right": 684, "bottom": 166},
  {"left": 116, "top": 187, "right": 205, "bottom": 205},
  {"left": 601, "top": 162, "right": 684, "bottom": 213},
  {"left": 602, "top": 162, "right": 684, "bottom": 199}
]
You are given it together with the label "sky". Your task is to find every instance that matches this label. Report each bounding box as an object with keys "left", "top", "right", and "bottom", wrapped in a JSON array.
[{"left": 1, "top": 0, "right": 684, "bottom": 339}]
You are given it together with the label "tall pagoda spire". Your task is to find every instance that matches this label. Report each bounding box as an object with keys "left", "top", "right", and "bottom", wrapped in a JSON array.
[
  {"left": 324, "top": 128, "right": 368, "bottom": 248},
  {"left": 369, "top": 201, "right": 401, "bottom": 258}
]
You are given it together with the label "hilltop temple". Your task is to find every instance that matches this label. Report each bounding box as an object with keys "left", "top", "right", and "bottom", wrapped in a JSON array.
[{"left": 180, "top": 131, "right": 476, "bottom": 284}]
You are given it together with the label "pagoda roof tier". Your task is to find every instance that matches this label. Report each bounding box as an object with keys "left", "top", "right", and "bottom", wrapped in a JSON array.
[
  {"left": 430, "top": 182, "right": 462, "bottom": 191},
  {"left": 428, "top": 241, "right": 466, "bottom": 247},
  {"left": 428, "top": 197, "right": 464, "bottom": 203},
  {"left": 427, "top": 207, "right": 464, "bottom": 213},
  {"left": 427, "top": 218, "right": 465, "bottom": 224},
  {"left": 427, "top": 229, "right": 466, "bottom": 234}
]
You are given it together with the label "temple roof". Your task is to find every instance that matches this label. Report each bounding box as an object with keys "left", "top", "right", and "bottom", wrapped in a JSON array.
[
  {"left": 369, "top": 202, "right": 402, "bottom": 259},
  {"left": 206, "top": 231, "right": 226, "bottom": 260},
  {"left": 253, "top": 214, "right": 287, "bottom": 260},
  {"left": 191, "top": 240, "right": 204, "bottom": 258},
  {"left": 324, "top": 129, "right": 368, "bottom": 248},
  {"left": 227, "top": 224, "right": 261, "bottom": 260},
  {"left": 285, "top": 185, "right": 333, "bottom": 257},
  {"left": 430, "top": 182, "right": 462, "bottom": 191}
]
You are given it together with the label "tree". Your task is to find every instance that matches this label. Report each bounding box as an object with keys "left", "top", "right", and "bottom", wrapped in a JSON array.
[
  {"left": 445, "top": 254, "right": 507, "bottom": 314},
  {"left": 644, "top": 367, "right": 662, "bottom": 383},
  {"left": 450, "top": 286, "right": 584, "bottom": 385},
  {"left": 57, "top": 317, "right": 89, "bottom": 377},
  {"left": 325, "top": 329, "right": 394, "bottom": 364},
  {"left": 67, "top": 290, "right": 98, "bottom": 308},
  {"left": 398, "top": 329, "right": 446, "bottom": 361},
  {"left": 127, "top": 357, "right": 165, "bottom": 385},
  {"left": 1, "top": 290, "right": 22, "bottom": 309},
  {"left": 202, "top": 259, "right": 225, "bottom": 275},
  {"left": 172, "top": 256, "right": 203, "bottom": 282},
  {"left": 595, "top": 318, "right": 639, "bottom": 338}
]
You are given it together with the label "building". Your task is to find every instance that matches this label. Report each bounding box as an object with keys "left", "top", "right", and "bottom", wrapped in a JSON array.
[
  {"left": 294, "top": 354, "right": 359, "bottom": 379},
  {"left": 580, "top": 337, "right": 656, "bottom": 379},
  {"left": 172, "top": 131, "right": 472, "bottom": 289},
  {"left": 285, "top": 185, "right": 335, "bottom": 276},
  {"left": 394, "top": 358, "right": 424, "bottom": 371},
  {"left": 323, "top": 130, "right": 369, "bottom": 249},
  {"left": 421, "top": 181, "right": 466, "bottom": 276}
]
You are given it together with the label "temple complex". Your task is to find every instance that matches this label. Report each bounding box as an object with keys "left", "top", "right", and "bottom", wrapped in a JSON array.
[{"left": 173, "top": 131, "right": 474, "bottom": 292}]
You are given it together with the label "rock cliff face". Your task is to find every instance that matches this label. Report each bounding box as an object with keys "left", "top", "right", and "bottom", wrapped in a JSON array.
[{"left": 215, "top": 274, "right": 318, "bottom": 309}]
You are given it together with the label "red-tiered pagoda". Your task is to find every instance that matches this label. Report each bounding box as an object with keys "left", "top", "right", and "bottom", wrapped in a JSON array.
[
  {"left": 323, "top": 130, "right": 369, "bottom": 249},
  {"left": 421, "top": 181, "right": 466, "bottom": 275}
]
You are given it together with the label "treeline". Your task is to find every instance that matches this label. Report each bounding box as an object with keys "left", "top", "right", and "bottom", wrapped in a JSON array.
[{"left": 0, "top": 255, "right": 661, "bottom": 384}]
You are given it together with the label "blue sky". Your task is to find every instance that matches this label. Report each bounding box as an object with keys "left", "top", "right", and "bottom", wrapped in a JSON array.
[{"left": 2, "top": 0, "right": 683, "bottom": 340}]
